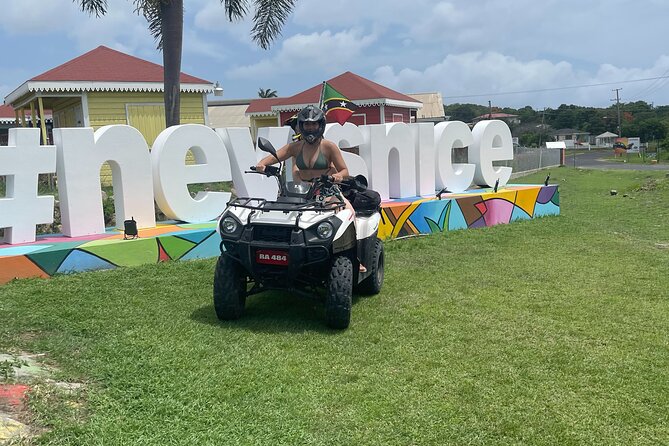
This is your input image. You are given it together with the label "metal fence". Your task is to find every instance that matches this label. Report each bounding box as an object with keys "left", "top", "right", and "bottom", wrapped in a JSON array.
[
  {"left": 452, "top": 146, "right": 561, "bottom": 176},
  {"left": 499, "top": 146, "right": 561, "bottom": 174}
]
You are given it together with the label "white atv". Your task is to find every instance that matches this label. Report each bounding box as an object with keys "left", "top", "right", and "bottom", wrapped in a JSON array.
[{"left": 213, "top": 137, "right": 384, "bottom": 329}]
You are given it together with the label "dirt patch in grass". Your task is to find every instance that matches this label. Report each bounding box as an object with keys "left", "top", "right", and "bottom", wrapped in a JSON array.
[{"left": 0, "top": 352, "right": 87, "bottom": 444}]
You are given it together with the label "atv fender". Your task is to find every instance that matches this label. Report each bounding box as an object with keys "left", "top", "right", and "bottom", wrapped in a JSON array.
[{"left": 333, "top": 223, "right": 356, "bottom": 254}]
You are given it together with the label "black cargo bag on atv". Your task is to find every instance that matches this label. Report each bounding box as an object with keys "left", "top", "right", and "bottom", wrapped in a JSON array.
[
  {"left": 342, "top": 175, "right": 381, "bottom": 216},
  {"left": 351, "top": 189, "right": 381, "bottom": 215}
]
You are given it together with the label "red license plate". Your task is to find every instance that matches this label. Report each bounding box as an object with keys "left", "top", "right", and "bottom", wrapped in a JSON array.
[{"left": 256, "top": 249, "right": 289, "bottom": 266}]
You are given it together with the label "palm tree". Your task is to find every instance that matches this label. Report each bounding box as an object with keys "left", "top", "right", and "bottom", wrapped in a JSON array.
[
  {"left": 258, "top": 88, "right": 278, "bottom": 98},
  {"left": 75, "top": 0, "right": 296, "bottom": 127}
]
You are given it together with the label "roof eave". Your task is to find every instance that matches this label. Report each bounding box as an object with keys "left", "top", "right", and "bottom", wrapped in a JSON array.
[
  {"left": 269, "top": 98, "right": 423, "bottom": 113},
  {"left": 271, "top": 102, "right": 318, "bottom": 112},
  {"left": 6, "top": 80, "right": 214, "bottom": 106},
  {"left": 246, "top": 111, "right": 280, "bottom": 117},
  {"left": 4, "top": 81, "right": 30, "bottom": 105},
  {"left": 373, "top": 98, "right": 423, "bottom": 108}
]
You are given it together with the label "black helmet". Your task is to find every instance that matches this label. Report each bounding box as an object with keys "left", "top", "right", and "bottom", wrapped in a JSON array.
[{"left": 297, "top": 105, "right": 326, "bottom": 144}]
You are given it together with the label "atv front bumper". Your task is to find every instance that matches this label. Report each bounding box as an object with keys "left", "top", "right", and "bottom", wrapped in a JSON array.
[{"left": 220, "top": 224, "right": 340, "bottom": 289}]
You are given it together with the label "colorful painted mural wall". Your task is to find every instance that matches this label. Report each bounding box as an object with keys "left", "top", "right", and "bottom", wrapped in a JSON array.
[
  {"left": 0, "top": 223, "right": 220, "bottom": 285},
  {"left": 0, "top": 184, "right": 559, "bottom": 284},
  {"left": 379, "top": 184, "right": 559, "bottom": 239}
]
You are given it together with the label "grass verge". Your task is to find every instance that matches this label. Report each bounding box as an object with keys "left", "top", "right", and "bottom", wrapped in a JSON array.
[{"left": 1, "top": 167, "right": 668, "bottom": 445}]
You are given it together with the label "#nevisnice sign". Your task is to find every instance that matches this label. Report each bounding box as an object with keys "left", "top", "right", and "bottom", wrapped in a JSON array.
[{"left": 0, "top": 120, "right": 513, "bottom": 244}]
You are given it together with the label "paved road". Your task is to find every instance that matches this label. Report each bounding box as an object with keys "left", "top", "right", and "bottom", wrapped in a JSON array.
[{"left": 568, "top": 150, "right": 669, "bottom": 171}]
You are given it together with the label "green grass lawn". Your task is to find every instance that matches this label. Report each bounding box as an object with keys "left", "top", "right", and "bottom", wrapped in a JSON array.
[{"left": 1, "top": 168, "right": 668, "bottom": 445}]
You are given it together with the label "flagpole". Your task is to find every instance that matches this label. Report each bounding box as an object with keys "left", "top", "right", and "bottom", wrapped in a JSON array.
[{"left": 318, "top": 81, "right": 326, "bottom": 109}]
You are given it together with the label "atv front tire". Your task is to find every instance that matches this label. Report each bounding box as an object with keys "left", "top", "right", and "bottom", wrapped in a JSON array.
[
  {"left": 325, "top": 256, "right": 353, "bottom": 329},
  {"left": 213, "top": 255, "right": 246, "bottom": 320},
  {"left": 359, "top": 239, "right": 384, "bottom": 295}
]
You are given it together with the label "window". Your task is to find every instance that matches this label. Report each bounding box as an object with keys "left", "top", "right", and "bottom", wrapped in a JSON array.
[{"left": 349, "top": 113, "right": 367, "bottom": 125}]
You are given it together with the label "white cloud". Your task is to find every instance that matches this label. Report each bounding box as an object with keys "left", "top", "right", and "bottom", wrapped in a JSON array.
[
  {"left": 374, "top": 52, "right": 669, "bottom": 108},
  {"left": 67, "top": 8, "right": 155, "bottom": 55},
  {"left": 192, "top": 0, "right": 256, "bottom": 45},
  {"left": 292, "top": 0, "right": 428, "bottom": 29},
  {"left": 0, "top": 0, "right": 157, "bottom": 57},
  {"left": 0, "top": 0, "right": 80, "bottom": 34},
  {"left": 182, "top": 28, "right": 228, "bottom": 63},
  {"left": 4, "top": 0, "right": 669, "bottom": 108},
  {"left": 227, "top": 28, "right": 378, "bottom": 80}
]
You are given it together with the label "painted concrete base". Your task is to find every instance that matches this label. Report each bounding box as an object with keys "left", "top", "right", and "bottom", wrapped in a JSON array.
[
  {"left": 0, "top": 222, "right": 220, "bottom": 285},
  {"left": 0, "top": 184, "right": 558, "bottom": 284},
  {"left": 379, "top": 184, "right": 559, "bottom": 239}
]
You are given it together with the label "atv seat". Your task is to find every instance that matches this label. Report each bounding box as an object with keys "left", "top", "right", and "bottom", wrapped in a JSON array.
[
  {"left": 261, "top": 196, "right": 308, "bottom": 210},
  {"left": 276, "top": 196, "right": 308, "bottom": 204}
]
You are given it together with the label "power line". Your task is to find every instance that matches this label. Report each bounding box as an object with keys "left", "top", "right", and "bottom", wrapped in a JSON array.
[
  {"left": 626, "top": 67, "right": 669, "bottom": 102},
  {"left": 443, "top": 75, "right": 669, "bottom": 99}
]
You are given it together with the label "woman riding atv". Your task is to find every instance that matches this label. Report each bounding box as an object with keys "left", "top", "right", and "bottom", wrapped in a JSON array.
[
  {"left": 255, "top": 105, "right": 349, "bottom": 182},
  {"left": 255, "top": 105, "right": 366, "bottom": 271}
]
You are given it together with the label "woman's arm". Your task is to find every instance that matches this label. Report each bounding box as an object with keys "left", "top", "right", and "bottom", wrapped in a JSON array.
[
  {"left": 255, "top": 142, "right": 296, "bottom": 172},
  {"left": 324, "top": 140, "right": 349, "bottom": 181}
]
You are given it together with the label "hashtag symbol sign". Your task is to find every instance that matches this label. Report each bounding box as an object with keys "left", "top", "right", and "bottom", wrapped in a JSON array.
[{"left": 0, "top": 128, "right": 57, "bottom": 244}]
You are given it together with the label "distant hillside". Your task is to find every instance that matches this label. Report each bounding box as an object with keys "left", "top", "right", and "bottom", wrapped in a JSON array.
[{"left": 443, "top": 101, "right": 669, "bottom": 147}]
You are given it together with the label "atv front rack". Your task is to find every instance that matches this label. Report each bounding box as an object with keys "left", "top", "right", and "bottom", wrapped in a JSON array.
[{"left": 228, "top": 196, "right": 345, "bottom": 213}]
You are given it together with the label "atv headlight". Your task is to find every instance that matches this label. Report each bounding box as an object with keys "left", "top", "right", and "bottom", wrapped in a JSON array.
[
  {"left": 316, "top": 221, "right": 334, "bottom": 239},
  {"left": 221, "top": 216, "right": 239, "bottom": 235}
]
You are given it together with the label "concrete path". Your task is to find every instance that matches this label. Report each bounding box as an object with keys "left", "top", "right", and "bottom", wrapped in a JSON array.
[{"left": 567, "top": 150, "right": 669, "bottom": 171}]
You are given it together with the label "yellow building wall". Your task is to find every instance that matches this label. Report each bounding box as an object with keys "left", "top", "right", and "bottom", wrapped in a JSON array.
[
  {"left": 251, "top": 116, "right": 280, "bottom": 141},
  {"left": 87, "top": 92, "right": 205, "bottom": 130},
  {"left": 86, "top": 92, "right": 206, "bottom": 185},
  {"left": 126, "top": 104, "right": 166, "bottom": 147}
]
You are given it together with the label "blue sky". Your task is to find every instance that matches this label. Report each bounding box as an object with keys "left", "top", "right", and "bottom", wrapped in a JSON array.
[{"left": 2, "top": 0, "right": 669, "bottom": 109}]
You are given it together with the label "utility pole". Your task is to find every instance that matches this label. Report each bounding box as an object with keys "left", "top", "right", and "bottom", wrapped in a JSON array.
[
  {"left": 488, "top": 100, "right": 492, "bottom": 119},
  {"left": 611, "top": 88, "right": 622, "bottom": 137},
  {"left": 539, "top": 107, "right": 546, "bottom": 148}
]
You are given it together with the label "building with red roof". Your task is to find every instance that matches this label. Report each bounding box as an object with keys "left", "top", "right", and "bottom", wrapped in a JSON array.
[
  {"left": 472, "top": 112, "right": 520, "bottom": 124},
  {"left": 4, "top": 45, "right": 213, "bottom": 146},
  {"left": 244, "top": 71, "right": 422, "bottom": 138},
  {"left": 0, "top": 104, "right": 53, "bottom": 145}
]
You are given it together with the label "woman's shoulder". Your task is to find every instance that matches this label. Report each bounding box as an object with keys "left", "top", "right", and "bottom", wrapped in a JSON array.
[
  {"left": 284, "top": 140, "right": 302, "bottom": 154},
  {"left": 321, "top": 139, "right": 340, "bottom": 152}
]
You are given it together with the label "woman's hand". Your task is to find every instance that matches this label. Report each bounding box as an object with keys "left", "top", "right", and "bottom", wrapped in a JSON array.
[
  {"left": 332, "top": 172, "right": 344, "bottom": 182},
  {"left": 255, "top": 164, "right": 266, "bottom": 172}
]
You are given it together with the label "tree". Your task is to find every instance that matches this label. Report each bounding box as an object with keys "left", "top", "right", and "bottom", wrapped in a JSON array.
[
  {"left": 443, "top": 103, "right": 488, "bottom": 123},
  {"left": 258, "top": 88, "right": 278, "bottom": 98},
  {"left": 76, "top": 0, "right": 296, "bottom": 127},
  {"left": 622, "top": 118, "right": 668, "bottom": 141}
]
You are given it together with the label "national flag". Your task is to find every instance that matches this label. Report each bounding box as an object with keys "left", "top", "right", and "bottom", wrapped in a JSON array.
[
  {"left": 319, "top": 82, "right": 358, "bottom": 126},
  {"left": 283, "top": 114, "right": 298, "bottom": 130}
]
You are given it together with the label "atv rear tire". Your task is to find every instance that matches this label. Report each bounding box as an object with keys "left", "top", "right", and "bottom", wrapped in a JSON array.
[
  {"left": 213, "top": 255, "right": 246, "bottom": 320},
  {"left": 325, "top": 256, "right": 353, "bottom": 329},
  {"left": 359, "top": 239, "right": 384, "bottom": 295}
]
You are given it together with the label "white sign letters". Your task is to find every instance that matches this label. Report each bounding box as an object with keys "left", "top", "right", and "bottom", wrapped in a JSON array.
[
  {"left": 0, "top": 128, "right": 56, "bottom": 244},
  {"left": 0, "top": 120, "right": 513, "bottom": 244}
]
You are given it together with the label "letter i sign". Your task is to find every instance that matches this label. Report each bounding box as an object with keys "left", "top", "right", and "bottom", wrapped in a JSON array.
[{"left": 0, "top": 128, "right": 57, "bottom": 244}]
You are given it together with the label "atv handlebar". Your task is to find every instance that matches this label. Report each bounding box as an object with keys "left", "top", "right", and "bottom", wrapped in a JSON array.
[
  {"left": 246, "top": 165, "right": 281, "bottom": 177},
  {"left": 244, "top": 168, "right": 365, "bottom": 205}
]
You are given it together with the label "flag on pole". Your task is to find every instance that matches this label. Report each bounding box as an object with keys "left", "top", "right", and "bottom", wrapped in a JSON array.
[
  {"left": 283, "top": 114, "right": 301, "bottom": 141},
  {"left": 319, "top": 82, "right": 358, "bottom": 126}
]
